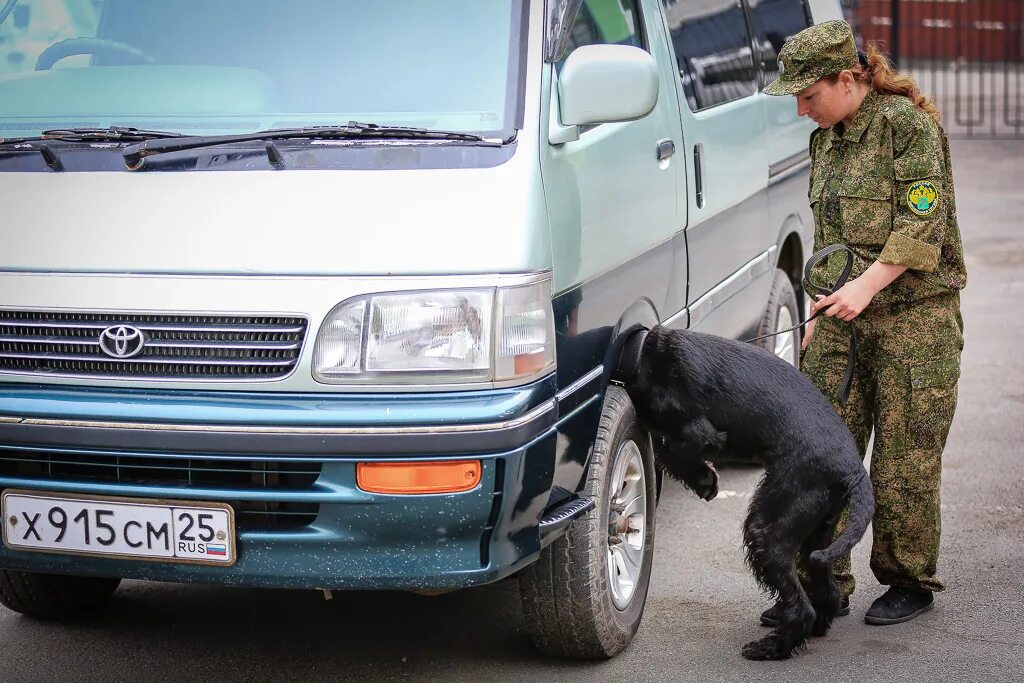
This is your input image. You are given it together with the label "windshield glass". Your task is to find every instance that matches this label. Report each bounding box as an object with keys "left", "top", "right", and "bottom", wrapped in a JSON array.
[{"left": 0, "top": 0, "right": 523, "bottom": 139}]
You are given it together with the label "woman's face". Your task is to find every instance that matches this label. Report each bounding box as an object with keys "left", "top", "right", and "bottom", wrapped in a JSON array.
[{"left": 795, "top": 76, "right": 851, "bottom": 129}]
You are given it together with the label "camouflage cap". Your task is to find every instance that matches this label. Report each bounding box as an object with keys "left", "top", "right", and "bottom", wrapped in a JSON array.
[{"left": 763, "top": 20, "right": 858, "bottom": 96}]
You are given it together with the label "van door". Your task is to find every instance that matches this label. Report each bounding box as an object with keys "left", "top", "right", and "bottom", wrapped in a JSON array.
[
  {"left": 749, "top": 0, "right": 816, "bottom": 175},
  {"left": 750, "top": 0, "right": 817, "bottom": 312},
  {"left": 543, "top": 0, "right": 687, "bottom": 344},
  {"left": 661, "top": 0, "right": 772, "bottom": 340}
]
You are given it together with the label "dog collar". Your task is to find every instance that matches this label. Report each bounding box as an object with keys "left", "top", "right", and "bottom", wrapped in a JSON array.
[{"left": 615, "top": 328, "right": 649, "bottom": 384}]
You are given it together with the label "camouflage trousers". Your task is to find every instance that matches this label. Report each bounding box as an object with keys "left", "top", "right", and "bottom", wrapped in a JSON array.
[{"left": 801, "top": 291, "right": 963, "bottom": 595}]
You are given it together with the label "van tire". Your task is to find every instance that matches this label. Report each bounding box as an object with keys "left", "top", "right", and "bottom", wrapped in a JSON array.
[
  {"left": 0, "top": 570, "right": 120, "bottom": 619},
  {"left": 518, "top": 386, "right": 656, "bottom": 659},
  {"left": 756, "top": 268, "right": 801, "bottom": 368}
]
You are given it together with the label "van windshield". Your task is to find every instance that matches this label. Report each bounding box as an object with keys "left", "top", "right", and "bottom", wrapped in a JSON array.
[{"left": 0, "top": 0, "right": 523, "bottom": 139}]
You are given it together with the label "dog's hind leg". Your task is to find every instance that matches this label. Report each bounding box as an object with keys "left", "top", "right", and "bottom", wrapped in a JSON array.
[
  {"left": 741, "top": 557, "right": 815, "bottom": 660},
  {"left": 801, "top": 515, "right": 843, "bottom": 637},
  {"left": 742, "top": 480, "right": 817, "bottom": 660}
]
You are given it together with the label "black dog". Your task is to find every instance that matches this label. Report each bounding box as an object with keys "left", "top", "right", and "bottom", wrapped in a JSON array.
[{"left": 619, "top": 325, "right": 874, "bottom": 660}]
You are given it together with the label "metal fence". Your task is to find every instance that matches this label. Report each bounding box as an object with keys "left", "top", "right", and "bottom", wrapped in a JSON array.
[{"left": 843, "top": 0, "right": 1023, "bottom": 138}]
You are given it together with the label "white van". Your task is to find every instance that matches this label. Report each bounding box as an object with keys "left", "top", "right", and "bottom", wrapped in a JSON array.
[{"left": 0, "top": 0, "right": 841, "bottom": 659}]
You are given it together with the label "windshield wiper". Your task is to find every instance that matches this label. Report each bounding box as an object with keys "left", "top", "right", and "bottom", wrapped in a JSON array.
[
  {"left": 0, "top": 127, "right": 186, "bottom": 169},
  {"left": 40, "top": 126, "right": 186, "bottom": 141},
  {"left": 121, "top": 122, "right": 502, "bottom": 168},
  {"left": 0, "top": 126, "right": 185, "bottom": 146}
]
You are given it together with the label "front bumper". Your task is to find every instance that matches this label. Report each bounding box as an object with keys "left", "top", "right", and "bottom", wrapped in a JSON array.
[{"left": 0, "top": 374, "right": 603, "bottom": 590}]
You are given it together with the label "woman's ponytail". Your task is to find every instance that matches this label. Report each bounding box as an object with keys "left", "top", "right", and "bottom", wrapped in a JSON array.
[{"left": 855, "top": 43, "right": 941, "bottom": 123}]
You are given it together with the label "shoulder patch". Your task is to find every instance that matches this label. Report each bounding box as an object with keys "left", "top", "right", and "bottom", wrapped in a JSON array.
[{"left": 907, "top": 180, "right": 939, "bottom": 216}]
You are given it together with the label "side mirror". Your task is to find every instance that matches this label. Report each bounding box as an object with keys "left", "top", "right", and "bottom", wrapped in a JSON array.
[{"left": 557, "top": 44, "right": 658, "bottom": 127}]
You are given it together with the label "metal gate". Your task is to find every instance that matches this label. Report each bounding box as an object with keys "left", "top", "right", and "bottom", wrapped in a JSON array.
[{"left": 843, "top": 0, "right": 1023, "bottom": 138}]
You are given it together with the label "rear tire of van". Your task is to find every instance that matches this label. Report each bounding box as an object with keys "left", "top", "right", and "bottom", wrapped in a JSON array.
[
  {"left": 518, "top": 386, "right": 656, "bottom": 659},
  {"left": 756, "top": 268, "right": 801, "bottom": 368},
  {"left": 0, "top": 570, "right": 120, "bottom": 619}
]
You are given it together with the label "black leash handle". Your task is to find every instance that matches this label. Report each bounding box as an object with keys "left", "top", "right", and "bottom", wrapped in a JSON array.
[
  {"left": 802, "top": 244, "right": 858, "bottom": 406},
  {"left": 746, "top": 244, "right": 854, "bottom": 344},
  {"left": 746, "top": 244, "right": 859, "bottom": 406},
  {"left": 801, "top": 243, "right": 855, "bottom": 301}
]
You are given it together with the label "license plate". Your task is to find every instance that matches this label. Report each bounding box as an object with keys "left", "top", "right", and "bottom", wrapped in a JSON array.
[{"left": 2, "top": 490, "right": 236, "bottom": 566}]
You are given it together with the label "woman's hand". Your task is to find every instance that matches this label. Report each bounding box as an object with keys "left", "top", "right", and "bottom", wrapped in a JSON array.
[
  {"left": 810, "top": 260, "right": 910, "bottom": 322},
  {"left": 801, "top": 316, "right": 817, "bottom": 351},
  {"left": 810, "top": 277, "right": 877, "bottom": 322}
]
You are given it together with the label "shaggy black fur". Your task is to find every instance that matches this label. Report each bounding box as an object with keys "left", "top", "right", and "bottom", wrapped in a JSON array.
[{"left": 621, "top": 325, "right": 874, "bottom": 661}]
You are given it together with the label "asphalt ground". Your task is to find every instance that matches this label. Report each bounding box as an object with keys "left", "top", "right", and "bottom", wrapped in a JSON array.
[{"left": 0, "top": 139, "right": 1021, "bottom": 682}]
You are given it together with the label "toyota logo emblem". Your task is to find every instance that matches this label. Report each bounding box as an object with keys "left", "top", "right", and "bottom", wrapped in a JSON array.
[{"left": 98, "top": 325, "right": 147, "bottom": 359}]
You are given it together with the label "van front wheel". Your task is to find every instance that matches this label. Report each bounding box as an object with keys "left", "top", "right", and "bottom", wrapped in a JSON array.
[
  {"left": 0, "top": 570, "right": 120, "bottom": 619},
  {"left": 518, "top": 386, "right": 656, "bottom": 659},
  {"left": 756, "top": 268, "right": 801, "bottom": 368}
]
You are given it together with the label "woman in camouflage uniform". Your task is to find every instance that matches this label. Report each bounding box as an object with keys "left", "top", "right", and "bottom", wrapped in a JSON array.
[{"left": 762, "top": 20, "right": 966, "bottom": 625}]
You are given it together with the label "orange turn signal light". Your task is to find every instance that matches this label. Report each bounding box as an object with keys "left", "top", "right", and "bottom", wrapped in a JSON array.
[
  {"left": 356, "top": 460, "right": 482, "bottom": 495},
  {"left": 513, "top": 351, "right": 547, "bottom": 377}
]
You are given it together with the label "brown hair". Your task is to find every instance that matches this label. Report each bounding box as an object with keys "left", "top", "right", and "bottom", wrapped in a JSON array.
[{"left": 828, "top": 43, "right": 941, "bottom": 123}]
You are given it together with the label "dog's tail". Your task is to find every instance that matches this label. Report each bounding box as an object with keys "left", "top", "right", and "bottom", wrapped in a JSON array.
[{"left": 808, "top": 469, "right": 875, "bottom": 568}]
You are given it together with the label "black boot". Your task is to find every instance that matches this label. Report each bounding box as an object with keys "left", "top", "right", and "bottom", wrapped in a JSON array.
[
  {"left": 864, "top": 586, "right": 934, "bottom": 625},
  {"left": 760, "top": 596, "right": 849, "bottom": 627}
]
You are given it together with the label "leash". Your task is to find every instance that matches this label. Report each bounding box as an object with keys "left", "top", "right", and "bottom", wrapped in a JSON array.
[
  {"left": 616, "top": 244, "right": 860, "bottom": 406},
  {"left": 744, "top": 244, "right": 853, "bottom": 345},
  {"left": 744, "top": 244, "right": 858, "bottom": 405}
]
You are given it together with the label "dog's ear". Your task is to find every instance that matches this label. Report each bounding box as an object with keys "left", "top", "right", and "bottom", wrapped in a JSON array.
[
  {"left": 704, "top": 429, "right": 728, "bottom": 450},
  {"left": 678, "top": 415, "right": 727, "bottom": 451}
]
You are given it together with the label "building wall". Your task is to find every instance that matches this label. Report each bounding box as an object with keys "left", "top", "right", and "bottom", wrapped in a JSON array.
[{"left": 850, "top": 0, "right": 1022, "bottom": 62}]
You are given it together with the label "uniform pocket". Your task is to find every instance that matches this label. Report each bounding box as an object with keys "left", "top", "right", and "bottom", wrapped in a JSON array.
[
  {"left": 809, "top": 174, "right": 825, "bottom": 206},
  {"left": 836, "top": 176, "right": 892, "bottom": 246},
  {"left": 908, "top": 355, "right": 960, "bottom": 453}
]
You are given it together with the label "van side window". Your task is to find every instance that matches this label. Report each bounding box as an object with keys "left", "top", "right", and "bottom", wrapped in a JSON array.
[
  {"left": 747, "top": 0, "right": 812, "bottom": 86},
  {"left": 662, "top": 0, "right": 757, "bottom": 111},
  {"left": 556, "top": 0, "right": 644, "bottom": 70}
]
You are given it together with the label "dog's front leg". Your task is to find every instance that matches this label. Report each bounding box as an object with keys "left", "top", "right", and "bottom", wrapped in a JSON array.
[
  {"left": 652, "top": 417, "right": 725, "bottom": 501},
  {"left": 683, "top": 458, "right": 720, "bottom": 502}
]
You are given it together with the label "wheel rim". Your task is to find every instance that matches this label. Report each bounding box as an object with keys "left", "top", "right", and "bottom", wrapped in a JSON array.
[
  {"left": 773, "top": 305, "right": 797, "bottom": 367},
  {"left": 607, "top": 439, "right": 647, "bottom": 610}
]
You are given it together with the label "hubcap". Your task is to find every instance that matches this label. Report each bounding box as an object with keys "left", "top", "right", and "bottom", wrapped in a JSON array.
[
  {"left": 773, "top": 305, "right": 797, "bottom": 367},
  {"left": 607, "top": 439, "right": 647, "bottom": 610}
]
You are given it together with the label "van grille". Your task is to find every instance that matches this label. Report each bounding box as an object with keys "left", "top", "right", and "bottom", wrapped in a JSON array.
[
  {"left": 0, "top": 310, "right": 307, "bottom": 380},
  {"left": 0, "top": 450, "right": 322, "bottom": 531}
]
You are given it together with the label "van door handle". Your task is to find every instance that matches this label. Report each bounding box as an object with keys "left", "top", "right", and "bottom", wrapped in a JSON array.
[
  {"left": 693, "top": 143, "right": 706, "bottom": 209},
  {"left": 656, "top": 139, "right": 675, "bottom": 161}
]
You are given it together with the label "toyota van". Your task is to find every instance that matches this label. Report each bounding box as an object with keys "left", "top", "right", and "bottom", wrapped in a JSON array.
[{"left": 0, "top": 0, "right": 841, "bottom": 658}]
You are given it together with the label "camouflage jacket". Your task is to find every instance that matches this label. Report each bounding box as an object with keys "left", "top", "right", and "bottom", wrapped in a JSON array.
[{"left": 808, "top": 90, "right": 967, "bottom": 307}]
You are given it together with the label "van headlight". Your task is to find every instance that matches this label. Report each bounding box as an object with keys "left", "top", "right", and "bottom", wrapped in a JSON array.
[{"left": 313, "top": 279, "right": 555, "bottom": 385}]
